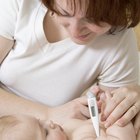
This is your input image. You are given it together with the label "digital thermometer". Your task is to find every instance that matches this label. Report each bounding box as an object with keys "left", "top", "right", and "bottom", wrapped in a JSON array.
[{"left": 87, "top": 91, "right": 100, "bottom": 137}]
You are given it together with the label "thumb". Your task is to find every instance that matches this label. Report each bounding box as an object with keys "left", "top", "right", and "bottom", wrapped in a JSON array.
[
  {"left": 134, "top": 112, "right": 140, "bottom": 135},
  {"left": 90, "top": 85, "right": 100, "bottom": 96},
  {"left": 76, "top": 95, "right": 88, "bottom": 106}
]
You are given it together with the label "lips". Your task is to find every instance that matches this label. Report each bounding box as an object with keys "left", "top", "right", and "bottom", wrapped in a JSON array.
[{"left": 75, "top": 32, "right": 91, "bottom": 39}]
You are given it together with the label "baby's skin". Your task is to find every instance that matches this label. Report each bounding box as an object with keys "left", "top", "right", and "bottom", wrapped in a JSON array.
[{"left": 0, "top": 114, "right": 136, "bottom": 140}]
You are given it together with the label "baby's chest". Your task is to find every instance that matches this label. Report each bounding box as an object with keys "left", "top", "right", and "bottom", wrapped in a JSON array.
[{"left": 72, "top": 124, "right": 97, "bottom": 140}]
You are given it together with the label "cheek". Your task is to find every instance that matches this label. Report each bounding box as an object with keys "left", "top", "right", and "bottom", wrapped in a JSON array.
[
  {"left": 57, "top": 17, "right": 70, "bottom": 27},
  {"left": 88, "top": 24, "right": 111, "bottom": 35},
  {"left": 47, "top": 131, "right": 67, "bottom": 140},
  {"left": 57, "top": 18, "right": 76, "bottom": 34}
]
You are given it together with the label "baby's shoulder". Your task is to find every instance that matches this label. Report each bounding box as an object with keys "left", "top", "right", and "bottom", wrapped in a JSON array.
[{"left": 70, "top": 120, "right": 97, "bottom": 140}]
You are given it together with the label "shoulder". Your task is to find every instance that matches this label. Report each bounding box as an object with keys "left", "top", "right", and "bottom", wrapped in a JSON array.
[
  {"left": 0, "top": 0, "right": 42, "bottom": 39},
  {"left": 87, "top": 28, "right": 137, "bottom": 62},
  {"left": 0, "top": 0, "right": 42, "bottom": 18},
  {"left": 97, "top": 29, "right": 138, "bottom": 66},
  {"left": 92, "top": 28, "right": 137, "bottom": 50}
]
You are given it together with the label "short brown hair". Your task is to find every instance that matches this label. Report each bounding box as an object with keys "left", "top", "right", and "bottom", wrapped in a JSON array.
[{"left": 42, "top": 0, "right": 140, "bottom": 33}]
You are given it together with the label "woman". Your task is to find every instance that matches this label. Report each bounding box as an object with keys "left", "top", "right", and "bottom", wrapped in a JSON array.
[{"left": 0, "top": 0, "right": 140, "bottom": 135}]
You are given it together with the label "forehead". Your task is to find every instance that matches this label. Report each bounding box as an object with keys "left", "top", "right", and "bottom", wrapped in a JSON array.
[
  {"left": 6, "top": 118, "right": 41, "bottom": 140},
  {"left": 0, "top": 115, "right": 43, "bottom": 140}
]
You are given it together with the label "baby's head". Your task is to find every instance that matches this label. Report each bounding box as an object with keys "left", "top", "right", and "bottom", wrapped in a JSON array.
[
  {"left": 0, "top": 115, "right": 44, "bottom": 140},
  {"left": 0, "top": 115, "right": 68, "bottom": 140}
]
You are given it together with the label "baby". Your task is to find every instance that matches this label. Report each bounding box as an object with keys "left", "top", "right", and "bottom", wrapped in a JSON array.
[
  {"left": 0, "top": 114, "right": 136, "bottom": 140},
  {"left": 0, "top": 92, "right": 137, "bottom": 140}
]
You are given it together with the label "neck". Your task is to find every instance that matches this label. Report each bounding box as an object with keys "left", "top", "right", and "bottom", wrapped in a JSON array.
[{"left": 43, "top": 10, "right": 69, "bottom": 43}]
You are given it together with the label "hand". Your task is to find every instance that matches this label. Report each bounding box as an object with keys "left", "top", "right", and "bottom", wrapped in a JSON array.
[
  {"left": 136, "top": 123, "right": 140, "bottom": 140},
  {"left": 47, "top": 96, "right": 90, "bottom": 125},
  {"left": 102, "top": 85, "right": 140, "bottom": 130},
  {"left": 134, "top": 112, "right": 140, "bottom": 135},
  {"left": 90, "top": 85, "right": 105, "bottom": 112}
]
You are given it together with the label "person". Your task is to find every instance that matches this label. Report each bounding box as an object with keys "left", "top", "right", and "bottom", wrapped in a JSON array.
[
  {"left": 0, "top": 0, "right": 140, "bottom": 136},
  {"left": 0, "top": 92, "right": 138, "bottom": 140},
  {"left": 0, "top": 115, "right": 137, "bottom": 140}
]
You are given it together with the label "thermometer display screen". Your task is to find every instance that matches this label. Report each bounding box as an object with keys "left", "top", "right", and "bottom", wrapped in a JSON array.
[{"left": 91, "top": 106, "right": 96, "bottom": 117}]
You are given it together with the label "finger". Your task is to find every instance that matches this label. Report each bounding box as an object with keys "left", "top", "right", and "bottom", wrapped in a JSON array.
[
  {"left": 136, "top": 130, "right": 140, "bottom": 140},
  {"left": 70, "top": 106, "right": 88, "bottom": 120},
  {"left": 100, "top": 101, "right": 106, "bottom": 121},
  {"left": 105, "top": 91, "right": 112, "bottom": 99},
  {"left": 100, "top": 93, "right": 106, "bottom": 101},
  {"left": 116, "top": 104, "right": 139, "bottom": 127},
  {"left": 76, "top": 96, "right": 88, "bottom": 106},
  {"left": 111, "top": 86, "right": 128, "bottom": 95},
  {"left": 134, "top": 112, "right": 140, "bottom": 135},
  {"left": 90, "top": 85, "right": 103, "bottom": 100},
  {"left": 103, "top": 92, "right": 125, "bottom": 118},
  {"left": 76, "top": 113, "right": 88, "bottom": 120},
  {"left": 75, "top": 108, "right": 89, "bottom": 120},
  {"left": 73, "top": 96, "right": 90, "bottom": 119},
  {"left": 90, "top": 85, "right": 100, "bottom": 96},
  {"left": 104, "top": 97, "right": 134, "bottom": 128},
  {"left": 97, "top": 100, "right": 102, "bottom": 109},
  {"left": 100, "top": 91, "right": 114, "bottom": 121},
  {"left": 80, "top": 105, "right": 90, "bottom": 119}
]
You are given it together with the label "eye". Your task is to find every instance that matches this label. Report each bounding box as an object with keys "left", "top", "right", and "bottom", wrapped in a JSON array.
[
  {"left": 56, "top": 9, "right": 73, "bottom": 17},
  {"left": 58, "top": 13, "right": 72, "bottom": 17},
  {"left": 84, "top": 18, "right": 95, "bottom": 23}
]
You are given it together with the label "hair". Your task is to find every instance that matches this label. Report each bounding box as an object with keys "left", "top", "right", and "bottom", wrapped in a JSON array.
[{"left": 41, "top": 0, "right": 140, "bottom": 34}]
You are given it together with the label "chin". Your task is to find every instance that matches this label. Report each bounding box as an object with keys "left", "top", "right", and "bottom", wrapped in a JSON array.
[
  {"left": 72, "top": 38, "right": 92, "bottom": 45},
  {"left": 71, "top": 34, "right": 96, "bottom": 45}
]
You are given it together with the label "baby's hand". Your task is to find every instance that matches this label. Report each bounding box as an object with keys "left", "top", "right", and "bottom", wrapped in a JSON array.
[{"left": 134, "top": 112, "right": 140, "bottom": 136}]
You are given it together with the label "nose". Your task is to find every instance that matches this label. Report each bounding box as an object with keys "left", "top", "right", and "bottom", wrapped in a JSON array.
[
  {"left": 69, "top": 18, "right": 87, "bottom": 36},
  {"left": 47, "top": 120, "right": 63, "bottom": 131}
]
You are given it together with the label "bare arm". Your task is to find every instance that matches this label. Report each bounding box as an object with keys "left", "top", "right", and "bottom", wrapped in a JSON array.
[
  {"left": 0, "top": 87, "right": 51, "bottom": 119},
  {"left": 137, "top": 131, "right": 140, "bottom": 140},
  {"left": 0, "top": 36, "right": 14, "bottom": 63},
  {"left": 74, "top": 119, "right": 135, "bottom": 140},
  {"left": 105, "top": 122, "right": 136, "bottom": 140}
]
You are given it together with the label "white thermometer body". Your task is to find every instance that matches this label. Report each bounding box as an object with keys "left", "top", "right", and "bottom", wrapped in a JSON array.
[{"left": 87, "top": 91, "right": 100, "bottom": 137}]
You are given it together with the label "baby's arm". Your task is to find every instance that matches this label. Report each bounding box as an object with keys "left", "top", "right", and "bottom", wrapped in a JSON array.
[
  {"left": 104, "top": 122, "right": 136, "bottom": 140},
  {"left": 69, "top": 118, "right": 136, "bottom": 140},
  {"left": 86, "top": 122, "right": 136, "bottom": 140},
  {"left": 79, "top": 123, "right": 135, "bottom": 140},
  {"left": 137, "top": 131, "right": 140, "bottom": 140}
]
